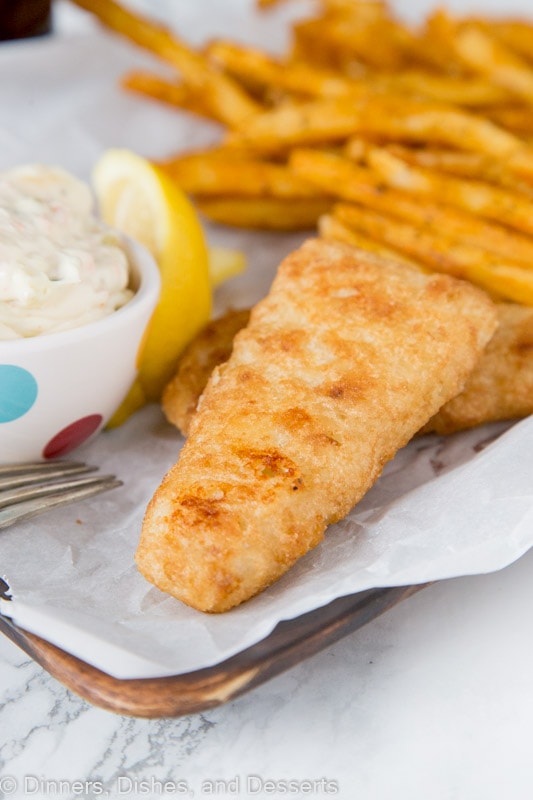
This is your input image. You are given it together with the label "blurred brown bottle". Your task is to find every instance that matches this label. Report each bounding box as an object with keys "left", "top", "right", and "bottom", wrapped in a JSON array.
[{"left": 0, "top": 0, "right": 52, "bottom": 41}]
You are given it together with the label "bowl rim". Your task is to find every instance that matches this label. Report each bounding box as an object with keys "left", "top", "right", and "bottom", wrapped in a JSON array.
[{"left": 0, "top": 236, "right": 161, "bottom": 354}]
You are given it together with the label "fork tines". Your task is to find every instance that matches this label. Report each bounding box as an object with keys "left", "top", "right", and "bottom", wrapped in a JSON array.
[{"left": 0, "top": 461, "right": 122, "bottom": 530}]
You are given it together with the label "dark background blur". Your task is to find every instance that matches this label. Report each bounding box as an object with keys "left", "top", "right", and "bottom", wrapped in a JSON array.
[{"left": 0, "top": 0, "right": 51, "bottom": 41}]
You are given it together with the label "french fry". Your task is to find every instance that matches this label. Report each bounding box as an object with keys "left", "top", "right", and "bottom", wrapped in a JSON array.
[
  {"left": 290, "top": 148, "right": 382, "bottom": 192},
  {"left": 290, "top": 14, "right": 406, "bottom": 71},
  {"left": 343, "top": 137, "right": 368, "bottom": 162},
  {"left": 228, "top": 95, "right": 523, "bottom": 158},
  {"left": 160, "top": 143, "right": 278, "bottom": 167},
  {"left": 485, "top": 105, "right": 533, "bottom": 137},
  {"left": 334, "top": 203, "right": 533, "bottom": 304},
  {"left": 510, "top": 148, "right": 533, "bottom": 180},
  {"left": 359, "top": 103, "right": 522, "bottom": 157},
  {"left": 386, "top": 144, "right": 533, "bottom": 197},
  {"left": 196, "top": 197, "right": 332, "bottom": 230},
  {"left": 385, "top": 144, "right": 491, "bottom": 175},
  {"left": 367, "top": 146, "right": 533, "bottom": 236},
  {"left": 290, "top": 149, "right": 533, "bottom": 266},
  {"left": 317, "top": 6, "right": 440, "bottom": 75},
  {"left": 206, "top": 40, "right": 358, "bottom": 100},
  {"left": 225, "top": 98, "right": 369, "bottom": 152},
  {"left": 122, "top": 70, "right": 222, "bottom": 122},
  {"left": 318, "top": 214, "right": 425, "bottom": 270},
  {"left": 256, "top": 0, "right": 291, "bottom": 8},
  {"left": 70, "top": 0, "right": 261, "bottom": 127},
  {"left": 320, "top": 0, "right": 390, "bottom": 22},
  {"left": 160, "top": 154, "right": 329, "bottom": 199},
  {"left": 373, "top": 71, "right": 510, "bottom": 107},
  {"left": 420, "top": 8, "right": 473, "bottom": 75},
  {"left": 452, "top": 24, "right": 533, "bottom": 106},
  {"left": 489, "top": 21, "right": 533, "bottom": 64},
  {"left": 86, "top": 0, "right": 533, "bottom": 317}
]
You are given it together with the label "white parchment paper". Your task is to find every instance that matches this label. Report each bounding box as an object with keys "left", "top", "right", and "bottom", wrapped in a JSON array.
[{"left": 0, "top": 1, "right": 532, "bottom": 680}]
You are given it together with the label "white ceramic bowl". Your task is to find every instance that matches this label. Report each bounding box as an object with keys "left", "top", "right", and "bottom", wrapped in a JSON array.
[{"left": 0, "top": 238, "right": 160, "bottom": 464}]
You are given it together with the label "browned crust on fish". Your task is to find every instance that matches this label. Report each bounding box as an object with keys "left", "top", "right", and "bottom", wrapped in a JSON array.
[
  {"left": 423, "top": 302, "right": 533, "bottom": 434},
  {"left": 164, "top": 302, "right": 533, "bottom": 439},
  {"left": 137, "top": 239, "right": 497, "bottom": 612},
  {"left": 162, "top": 308, "right": 251, "bottom": 436}
]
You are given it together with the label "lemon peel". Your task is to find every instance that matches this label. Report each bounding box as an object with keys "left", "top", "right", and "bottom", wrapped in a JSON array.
[
  {"left": 93, "top": 149, "right": 212, "bottom": 425},
  {"left": 208, "top": 246, "right": 247, "bottom": 288}
]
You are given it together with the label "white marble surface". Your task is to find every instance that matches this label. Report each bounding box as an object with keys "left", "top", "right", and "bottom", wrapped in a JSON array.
[
  {"left": 2, "top": 550, "right": 533, "bottom": 799},
  {"left": 2, "top": 1, "right": 533, "bottom": 798}
]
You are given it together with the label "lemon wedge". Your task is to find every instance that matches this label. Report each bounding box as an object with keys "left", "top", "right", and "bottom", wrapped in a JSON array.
[
  {"left": 208, "top": 246, "right": 247, "bottom": 288},
  {"left": 93, "top": 149, "right": 212, "bottom": 426}
]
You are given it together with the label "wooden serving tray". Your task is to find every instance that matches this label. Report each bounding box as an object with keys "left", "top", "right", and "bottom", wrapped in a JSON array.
[{"left": 0, "top": 584, "right": 426, "bottom": 718}]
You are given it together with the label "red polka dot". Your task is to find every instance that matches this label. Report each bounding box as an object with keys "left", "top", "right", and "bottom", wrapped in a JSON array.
[{"left": 43, "top": 414, "right": 103, "bottom": 459}]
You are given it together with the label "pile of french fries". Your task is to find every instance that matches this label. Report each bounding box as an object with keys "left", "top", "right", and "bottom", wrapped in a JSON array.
[{"left": 72, "top": 0, "right": 533, "bottom": 305}]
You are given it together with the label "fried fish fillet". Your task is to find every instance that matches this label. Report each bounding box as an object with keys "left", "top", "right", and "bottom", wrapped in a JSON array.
[
  {"left": 423, "top": 302, "right": 533, "bottom": 434},
  {"left": 164, "top": 303, "right": 533, "bottom": 438},
  {"left": 137, "top": 239, "right": 497, "bottom": 612},
  {"left": 163, "top": 308, "right": 251, "bottom": 436}
]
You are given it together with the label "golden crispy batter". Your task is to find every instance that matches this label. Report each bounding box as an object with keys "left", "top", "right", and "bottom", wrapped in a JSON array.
[
  {"left": 137, "top": 239, "right": 497, "bottom": 612},
  {"left": 162, "top": 308, "right": 251, "bottom": 436},
  {"left": 423, "top": 302, "right": 533, "bottom": 434},
  {"left": 164, "top": 303, "right": 533, "bottom": 438}
]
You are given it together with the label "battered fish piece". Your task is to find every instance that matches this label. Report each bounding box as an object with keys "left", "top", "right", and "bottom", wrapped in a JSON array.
[
  {"left": 163, "top": 308, "right": 251, "bottom": 436},
  {"left": 137, "top": 239, "right": 497, "bottom": 612},
  {"left": 423, "top": 303, "right": 533, "bottom": 434},
  {"left": 164, "top": 303, "right": 533, "bottom": 437}
]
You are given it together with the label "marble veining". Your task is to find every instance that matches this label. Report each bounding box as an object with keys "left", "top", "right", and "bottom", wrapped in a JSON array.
[{"left": 3, "top": 550, "right": 533, "bottom": 799}]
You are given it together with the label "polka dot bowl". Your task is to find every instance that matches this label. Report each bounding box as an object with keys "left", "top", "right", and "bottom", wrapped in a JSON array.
[{"left": 0, "top": 238, "right": 161, "bottom": 463}]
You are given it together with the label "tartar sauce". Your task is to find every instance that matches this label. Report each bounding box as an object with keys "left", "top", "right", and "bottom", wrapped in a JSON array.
[{"left": 0, "top": 164, "right": 133, "bottom": 340}]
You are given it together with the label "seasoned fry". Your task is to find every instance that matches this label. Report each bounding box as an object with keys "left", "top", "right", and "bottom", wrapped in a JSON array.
[
  {"left": 318, "top": 214, "right": 425, "bottom": 270},
  {"left": 290, "top": 15, "right": 406, "bottom": 71},
  {"left": 397, "top": 12, "right": 464, "bottom": 74},
  {"left": 359, "top": 103, "right": 522, "bottom": 157},
  {"left": 228, "top": 95, "right": 524, "bottom": 158},
  {"left": 385, "top": 144, "right": 533, "bottom": 197},
  {"left": 160, "top": 153, "right": 328, "bottom": 199},
  {"left": 138, "top": 239, "right": 497, "bottom": 612},
  {"left": 207, "top": 40, "right": 508, "bottom": 108},
  {"left": 373, "top": 72, "right": 510, "bottom": 107},
  {"left": 367, "top": 147, "right": 533, "bottom": 236},
  {"left": 453, "top": 24, "right": 533, "bottom": 106},
  {"left": 206, "top": 40, "right": 358, "bottom": 100},
  {"left": 334, "top": 203, "right": 533, "bottom": 304},
  {"left": 422, "top": 8, "right": 473, "bottom": 75},
  {"left": 320, "top": 0, "right": 390, "bottom": 21},
  {"left": 225, "top": 98, "right": 368, "bottom": 152},
  {"left": 256, "top": 0, "right": 291, "bottom": 8},
  {"left": 160, "top": 143, "right": 267, "bottom": 166},
  {"left": 196, "top": 197, "right": 332, "bottom": 230},
  {"left": 485, "top": 105, "right": 533, "bottom": 137},
  {"left": 489, "top": 21, "right": 533, "bottom": 64},
  {"left": 122, "top": 70, "right": 222, "bottom": 122},
  {"left": 70, "top": 0, "right": 260, "bottom": 126},
  {"left": 290, "top": 149, "right": 533, "bottom": 266},
  {"left": 290, "top": 147, "right": 380, "bottom": 190}
]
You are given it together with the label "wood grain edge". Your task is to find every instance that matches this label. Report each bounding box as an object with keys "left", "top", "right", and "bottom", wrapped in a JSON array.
[{"left": 0, "top": 584, "right": 428, "bottom": 718}]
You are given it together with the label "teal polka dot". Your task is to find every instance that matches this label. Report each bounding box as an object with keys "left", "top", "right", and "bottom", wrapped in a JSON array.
[{"left": 0, "top": 365, "right": 38, "bottom": 422}]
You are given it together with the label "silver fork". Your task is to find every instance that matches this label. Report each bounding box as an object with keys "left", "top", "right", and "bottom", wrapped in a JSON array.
[{"left": 0, "top": 461, "right": 122, "bottom": 530}]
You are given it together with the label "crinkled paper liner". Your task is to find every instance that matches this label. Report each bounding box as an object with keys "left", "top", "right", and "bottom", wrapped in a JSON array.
[{"left": 1, "top": 9, "right": 532, "bottom": 679}]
